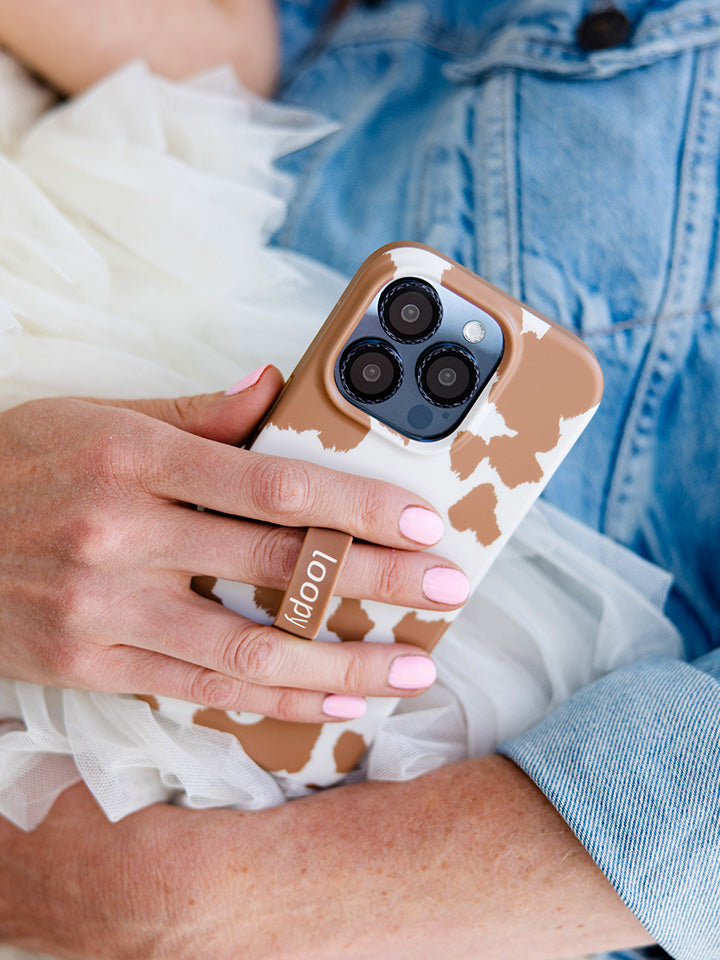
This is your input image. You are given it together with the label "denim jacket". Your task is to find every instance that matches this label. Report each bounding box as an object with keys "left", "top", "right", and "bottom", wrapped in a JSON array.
[{"left": 275, "top": 2, "right": 720, "bottom": 958}]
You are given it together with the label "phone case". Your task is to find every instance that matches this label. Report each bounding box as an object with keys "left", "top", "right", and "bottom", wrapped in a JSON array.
[{"left": 145, "top": 242, "right": 603, "bottom": 791}]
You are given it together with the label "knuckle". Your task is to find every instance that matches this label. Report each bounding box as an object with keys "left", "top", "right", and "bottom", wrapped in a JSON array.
[
  {"left": 340, "top": 644, "right": 374, "bottom": 694},
  {"left": 86, "top": 432, "right": 139, "bottom": 488},
  {"left": 374, "top": 549, "right": 411, "bottom": 602},
  {"left": 221, "top": 624, "right": 281, "bottom": 683},
  {"left": 271, "top": 686, "right": 304, "bottom": 722},
  {"left": 245, "top": 456, "right": 313, "bottom": 521},
  {"left": 355, "top": 481, "right": 388, "bottom": 539},
  {"left": 48, "top": 571, "right": 99, "bottom": 631},
  {"left": 187, "top": 670, "right": 242, "bottom": 710},
  {"left": 254, "top": 527, "right": 302, "bottom": 586},
  {"left": 36, "top": 604, "right": 93, "bottom": 682},
  {"left": 56, "top": 510, "right": 122, "bottom": 568},
  {"left": 38, "top": 637, "right": 81, "bottom": 682},
  {"left": 42, "top": 574, "right": 115, "bottom": 682}
]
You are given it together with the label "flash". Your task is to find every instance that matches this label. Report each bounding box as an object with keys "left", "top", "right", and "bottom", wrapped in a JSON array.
[{"left": 463, "top": 320, "right": 486, "bottom": 343}]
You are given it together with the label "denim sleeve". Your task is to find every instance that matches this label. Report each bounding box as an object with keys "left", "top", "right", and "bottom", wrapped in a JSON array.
[{"left": 498, "top": 652, "right": 720, "bottom": 960}]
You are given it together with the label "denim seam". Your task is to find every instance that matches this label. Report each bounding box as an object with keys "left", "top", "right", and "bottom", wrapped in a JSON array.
[
  {"left": 321, "top": 6, "right": 720, "bottom": 59},
  {"left": 323, "top": 4, "right": 479, "bottom": 58},
  {"left": 663, "top": 45, "right": 720, "bottom": 316},
  {"left": 602, "top": 44, "right": 720, "bottom": 542},
  {"left": 474, "top": 71, "right": 520, "bottom": 294},
  {"left": 445, "top": 11, "right": 720, "bottom": 82},
  {"left": 581, "top": 298, "right": 720, "bottom": 340},
  {"left": 602, "top": 313, "right": 692, "bottom": 540}
]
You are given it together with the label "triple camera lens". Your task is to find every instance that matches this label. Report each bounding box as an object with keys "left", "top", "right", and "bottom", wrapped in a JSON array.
[
  {"left": 340, "top": 339, "right": 402, "bottom": 404},
  {"left": 417, "top": 344, "right": 478, "bottom": 407},
  {"left": 339, "top": 278, "right": 481, "bottom": 407},
  {"left": 336, "top": 275, "right": 502, "bottom": 440},
  {"left": 378, "top": 278, "right": 442, "bottom": 343}
]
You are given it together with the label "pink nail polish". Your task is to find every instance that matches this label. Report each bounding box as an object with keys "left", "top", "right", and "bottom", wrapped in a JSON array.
[
  {"left": 399, "top": 506, "right": 444, "bottom": 545},
  {"left": 225, "top": 365, "right": 270, "bottom": 396},
  {"left": 322, "top": 694, "right": 367, "bottom": 720},
  {"left": 388, "top": 656, "right": 437, "bottom": 690},
  {"left": 422, "top": 567, "right": 470, "bottom": 606}
]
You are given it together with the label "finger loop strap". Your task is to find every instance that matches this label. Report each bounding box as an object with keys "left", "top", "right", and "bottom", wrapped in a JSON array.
[{"left": 273, "top": 527, "right": 353, "bottom": 640}]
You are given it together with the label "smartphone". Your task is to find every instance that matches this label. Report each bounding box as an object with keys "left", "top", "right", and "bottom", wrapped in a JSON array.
[{"left": 157, "top": 242, "right": 603, "bottom": 790}]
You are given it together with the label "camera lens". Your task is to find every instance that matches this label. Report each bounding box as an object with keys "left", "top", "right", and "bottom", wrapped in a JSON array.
[
  {"left": 418, "top": 344, "right": 479, "bottom": 407},
  {"left": 339, "top": 339, "right": 402, "bottom": 404},
  {"left": 378, "top": 278, "right": 442, "bottom": 343}
]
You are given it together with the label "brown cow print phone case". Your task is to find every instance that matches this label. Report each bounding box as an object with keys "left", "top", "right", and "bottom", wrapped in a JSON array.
[{"left": 147, "top": 242, "right": 603, "bottom": 791}]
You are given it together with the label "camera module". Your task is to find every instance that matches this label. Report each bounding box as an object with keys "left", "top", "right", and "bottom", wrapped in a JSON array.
[
  {"left": 339, "top": 339, "right": 402, "bottom": 404},
  {"left": 334, "top": 277, "right": 504, "bottom": 441},
  {"left": 417, "top": 344, "right": 479, "bottom": 407},
  {"left": 378, "top": 277, "right": 442, "bottom": 343}
]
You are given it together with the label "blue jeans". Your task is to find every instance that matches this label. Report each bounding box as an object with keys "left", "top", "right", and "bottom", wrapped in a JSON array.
[{"left": 275, "top": 2, "right": 720, "bottom": 958}]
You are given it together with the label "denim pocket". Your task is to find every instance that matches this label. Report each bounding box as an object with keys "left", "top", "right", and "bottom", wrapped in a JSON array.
[
  {"left": 436, "top": 1, "right": 720, "bottom": 337},
  {"left": 279, "top": 1, "right": 720, "bottom": 339},
  {"left": 445, "top": 2, "right": 720, "bottom": 84}
]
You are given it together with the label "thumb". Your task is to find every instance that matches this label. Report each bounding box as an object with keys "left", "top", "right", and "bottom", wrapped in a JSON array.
[{"left": 98, "top": 364, "right": 284, "bottom": 445}]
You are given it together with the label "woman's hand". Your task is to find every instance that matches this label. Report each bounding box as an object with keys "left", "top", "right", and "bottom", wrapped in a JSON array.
[{"left": 0, "top": 365, "right": 467, "bottom": 720}]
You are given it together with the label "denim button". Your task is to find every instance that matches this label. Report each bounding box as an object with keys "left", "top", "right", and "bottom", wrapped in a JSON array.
[{"left": 577, "top": 7, "right": 632, "bottom": 50}]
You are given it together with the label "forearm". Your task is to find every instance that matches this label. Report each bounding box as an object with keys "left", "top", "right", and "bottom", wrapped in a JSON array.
[
  {"left": 0, "top": 0, "right": 278, "bottom": 95},
  {"left": 257, "top": 755, "right": 652, "bottom": 960},
  {"left": 0, "top": 757, "right": 652, "bottom": 960}
]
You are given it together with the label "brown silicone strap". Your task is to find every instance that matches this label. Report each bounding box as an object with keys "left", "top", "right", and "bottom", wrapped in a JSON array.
[{"left": 273, "top": 527, "right": 353, "bottom": 640}]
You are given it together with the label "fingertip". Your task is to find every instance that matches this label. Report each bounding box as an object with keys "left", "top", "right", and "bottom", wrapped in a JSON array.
[
  {"left": 211, "top": 365, "right": 284, "bottom": 444},
  {"left": 399, "top": 506, "right": 444, "bottom": 546},
  {"left": 225, "top": 364, "right": 283, "bottom": 397},
  {"left": 322, "top": 694, "right": 367, "bottom": 720},
  {"left": 422, "top": 567, "right": 470, "bottom": 606},
  {"left": 388, "top": 655, "right": 437, "bottom": 691}
]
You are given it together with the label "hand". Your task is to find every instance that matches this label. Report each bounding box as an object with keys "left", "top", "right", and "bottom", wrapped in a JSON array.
[
  {"left": 0, "top": 366, "right": 467, "bottom": 720},
  {"left": 0, "top": 758, "right": 653, "bottom": 959}
]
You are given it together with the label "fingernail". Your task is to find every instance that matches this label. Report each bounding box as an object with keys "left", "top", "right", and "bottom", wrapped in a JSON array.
[
  {"left": 322, "top": 694, "right": 367, "bottom": 719},
  {"left": 225, "top": 365, "right": 270, "bottom": 396},
  {"left": 399, "top": 507, "right": 444, "bottom": 545},
  {"left": 422, "top": 567, "right": 470, "bottom": 606},
  {"left": 388, "top": 655, "right": 437, "bottom": 690}
]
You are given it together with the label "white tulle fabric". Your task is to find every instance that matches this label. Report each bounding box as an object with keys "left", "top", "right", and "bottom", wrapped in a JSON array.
[{"left": 0, "top": 56, "right": 682, "bottom": 830}]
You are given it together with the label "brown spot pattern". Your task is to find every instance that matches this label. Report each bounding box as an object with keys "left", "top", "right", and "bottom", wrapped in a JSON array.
[
  {"left": 327, "top": 599, "right": 376, "bottom": 642},
  {"left": 485, "top": 329, "right": 598, "bottom": 487},
  {"left": 334, "top": 730, "right": 367, "bottom": 774},
  {"left": 450, "top": 431, "right": 492, "bottom": 482},
  {"left": 443, "top": 260, "right": 601, "bottom": 491},
  {"left": 253, "top": 586, "right": 283, "bottom": 620},
  {"left": 392, "top": 611, "right": 450, "bottom": 652},
  {"left": 191, "top": 576, "right": 224, "bottom": 605},
  {"left": 455, "top": 330, "right": 601, "bottom": 489},
  {"left": 448, "top": 483, "right": 502, "bottom": 546},
  {"left": 136, "top": 694, "right": 159, "bottom": 711},
  {"left": 193, "top": 709, "right": 323, "bottom": 775},
  {"left": 270, "top": 396, "right": 369, "bottom": 452}
]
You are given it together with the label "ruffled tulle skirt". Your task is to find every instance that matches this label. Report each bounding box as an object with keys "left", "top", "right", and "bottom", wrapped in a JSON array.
[{"left": 0, "top": 55, "right": 682, "bottom": 830}]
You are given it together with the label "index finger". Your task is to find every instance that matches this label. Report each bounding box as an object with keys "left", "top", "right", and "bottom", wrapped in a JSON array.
[{"left": 146, "top": 429, "right": 444, "bottom": 550}]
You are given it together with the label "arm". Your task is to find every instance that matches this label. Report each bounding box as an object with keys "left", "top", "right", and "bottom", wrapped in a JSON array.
[
  {"left": 500, "top": 651, "right": 720, "bottom": 960},
  {"left": 0, "top": 757, "right": 651, "bottom": 960},
  {"left": 0, "top": 0, "right": 279, "bottom": 95}
]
